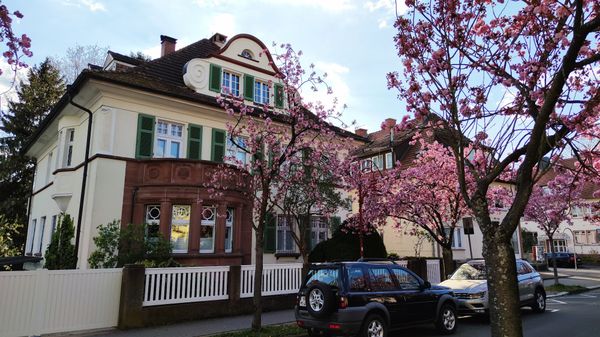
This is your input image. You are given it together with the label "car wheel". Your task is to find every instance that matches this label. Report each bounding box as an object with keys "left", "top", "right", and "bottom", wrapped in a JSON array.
[
  {"left": 306, "top": 283, "right": 335, "bottom": 318},
  {"left": 436, "top": 304, "right": 457, "bottom": 335},
  {"left": 532, "top": 289, "right": 546, "bottom": 313},
  {"left": 361, "top": 314, "right": 387, "bottom": 337}
]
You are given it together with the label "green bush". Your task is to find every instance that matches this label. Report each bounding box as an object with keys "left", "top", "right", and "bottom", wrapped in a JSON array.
[
  {"left": 88, "top": 221, "right": 175, "bottom": 268},
  {"left": 309, "top": 225, "right": 387, "bottom": 262},
  {"left": 45, "top": 214, "right": 77, "bottom": 270}
]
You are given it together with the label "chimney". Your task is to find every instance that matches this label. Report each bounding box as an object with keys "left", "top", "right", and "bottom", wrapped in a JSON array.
[
  {"left": 355, "top": 128, "right": 368, "bottom": 137},
  {"left": 160, "top": 35, "right": 177, "bottom": 57},
  {"left": 210, "top": 33, "right": 228, "bottom": 48},
  {"left": 384, "top": 118, "right": 396, "bottom": 129}
]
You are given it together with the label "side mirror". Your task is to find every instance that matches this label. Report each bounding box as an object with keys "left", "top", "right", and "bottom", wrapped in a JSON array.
[{"left": 421, "top": 281, "right": 431, "bottom": 290}]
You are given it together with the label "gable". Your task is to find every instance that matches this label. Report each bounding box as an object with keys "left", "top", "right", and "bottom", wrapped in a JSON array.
[{"left": 214, "top": 34, "right": 279, "bottom": 75}]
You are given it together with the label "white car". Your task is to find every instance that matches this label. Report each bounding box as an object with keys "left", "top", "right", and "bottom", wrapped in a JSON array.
[{"left": 439, "top": 259, "right": 546, "bottom": 315}]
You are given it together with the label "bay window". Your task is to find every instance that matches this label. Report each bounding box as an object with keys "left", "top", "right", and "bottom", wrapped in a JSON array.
[{"left": 145, "top": 205, "right": 161, "bottom": 241}]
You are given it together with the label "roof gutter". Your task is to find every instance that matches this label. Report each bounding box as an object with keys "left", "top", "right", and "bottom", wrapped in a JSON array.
[{"left": 66, "top": 85, "right": 93, "bottom": 268}]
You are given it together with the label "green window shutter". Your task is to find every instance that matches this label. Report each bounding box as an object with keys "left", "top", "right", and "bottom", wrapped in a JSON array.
[
  {"left": 211, "top": 128, "right": 226, "bottom": 163},
  {"left": 135, "top": 114, "right": 155, "bottom": 159},
  {"left": 209, "top": 64, "right": 222, "bottom": 93},
  {"left": 264, "top": 213, "right": 276, "bottom": 253},
  {"left": 274, "top": 83, "right": 284, "bottom": 108},
  {"left": 187, "top": 124, "right": 203, "bottom": 160},
  {"left": 243, "top": 74, "right": 254, "bottom": 101}
]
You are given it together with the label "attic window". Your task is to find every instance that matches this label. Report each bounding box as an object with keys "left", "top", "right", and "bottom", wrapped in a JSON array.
[{"left": 240, "top": 49, "right": 254, "bottom": 60}]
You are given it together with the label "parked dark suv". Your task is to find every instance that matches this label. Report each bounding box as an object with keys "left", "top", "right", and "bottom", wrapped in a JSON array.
[
  {"left": 545, "top": 252, "right": 582, "bottom": 268},
  {"left": 295, "top": 259, "right": 457, "bottom": 336}
]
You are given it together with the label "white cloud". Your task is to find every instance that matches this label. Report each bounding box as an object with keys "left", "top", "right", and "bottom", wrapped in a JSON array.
[
  {"left": 195, "top": 0, "right": 355, "bottom": 13},
  {"left": 300, "top": 61, "right": 351, "bottom": 111},
  {"left": 0, "top": 60, "right": 29, "bottom": 111},
  {"left": 207, "top": 13, "right": 237, "bottom": 38},
  {"left": 365, "top": 0, "right": 407, "bottom": 28},
  {"left": 141, "top": 38, "right": 193, "bottom": 60},
  {"left": 59, "top": 0, "right": 107, "bottom": 12}
]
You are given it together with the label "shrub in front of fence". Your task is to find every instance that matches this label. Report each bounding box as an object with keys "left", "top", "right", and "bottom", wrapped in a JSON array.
[{"left": 89, "top": 221, "right": 177, "bottom": 268}]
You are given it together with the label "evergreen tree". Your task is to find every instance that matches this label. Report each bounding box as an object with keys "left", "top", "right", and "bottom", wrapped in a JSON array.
[
  {"left": 0, "top": 59, "right": 65, "bottom": 256},
  {"left": 44, "top": 214, "right": 76, "bottom": 269}
]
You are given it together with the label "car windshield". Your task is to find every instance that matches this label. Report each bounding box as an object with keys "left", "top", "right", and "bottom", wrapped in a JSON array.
[
  {"left": 450, "top": 263, "right": 487, "bottom": 280},
  {"left": 305, "top": 267, "right": 340, "bottom": 288}
]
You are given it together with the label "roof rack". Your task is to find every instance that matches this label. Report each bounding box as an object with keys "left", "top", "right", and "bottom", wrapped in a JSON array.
[{"left": 357, "top": 258, "right": 397, "bottom": 264}]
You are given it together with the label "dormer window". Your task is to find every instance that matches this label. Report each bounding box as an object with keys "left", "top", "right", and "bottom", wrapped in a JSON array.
[{"left": 240, "top": 49, "right": 254, "bottom": 60}]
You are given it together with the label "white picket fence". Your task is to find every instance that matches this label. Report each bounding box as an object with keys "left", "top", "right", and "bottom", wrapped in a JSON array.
[
  {"left": 426, "top": 259, "right": 441, "bottom": 284},
  {"left": 240, "top": 263, "right": 303, "bottom": 298},
  {"left": 0, "top": 268, "right": 122, "bottom": 337},
  {"left": 143, "top": 266, "right": 230, "bottom": 306}
]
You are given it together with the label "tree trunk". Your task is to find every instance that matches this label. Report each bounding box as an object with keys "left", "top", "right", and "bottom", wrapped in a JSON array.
[
  {"left": 252, "top": 229, "right": 264, "bottom": 331},
  {"left": 548, "top": 235, "right": 559, "bottom": 286},
  {"left": 441, "top": 246, "right": 454, "bottom": 280},
  {"left": 482, "top": 232, "right": 523, "bottom": 337}
]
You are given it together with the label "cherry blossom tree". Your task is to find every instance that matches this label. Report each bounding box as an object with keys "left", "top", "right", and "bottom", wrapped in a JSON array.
[
  {"left": 525, "top": 167, "right": 599, "bottom": 285},
  {"left": 211, "top": 44, "right": 355, "bottom": 330},
  {"left": 0, "top": 3, "right": 31, "bottom": 79},
  {"left": 389, "top": 1, "right": 600, "bottom": 335}
]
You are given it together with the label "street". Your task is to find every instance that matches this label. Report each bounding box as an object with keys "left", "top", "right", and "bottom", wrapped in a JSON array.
[{"left": 389, "top": 289, "right": 600, "bottom": 337}]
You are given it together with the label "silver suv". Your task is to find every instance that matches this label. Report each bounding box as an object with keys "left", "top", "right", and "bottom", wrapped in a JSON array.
[{"left": 439, "top": 259, "right": 546, "bottom": 315}]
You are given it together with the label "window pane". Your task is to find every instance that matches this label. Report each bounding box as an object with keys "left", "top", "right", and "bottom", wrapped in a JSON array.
[
  {"left": 348, "top": 267, "right": 367, "bottom": 291},
  {"left": 200, "top": 225, "right": 214, "bottom": 252},
  {"left": 156, "top": 139, "right": 166, "bottom": 157},
  {"left": 368, "top": 267, "right": 396, "bottom": 291},
  {"left": 225, "top": 208, "right": 234, "bottom": 252},
  {"left": 392, "top": 268, "right": 420, "bottom": 290},
  {"left": 171, "top": 205, "right": 190, "bottom": 252},
  {"left": 170, "top": 141, "right": 180, "bottom": 158},
  {"left": 171, "top": 124, "right": 183, "bottom": 137},
  {"left": 157, "top": 121, "right": 168, "bottom": 135},
  {"left": 145, "top": 205, "right": 161, "bottom": 241}
]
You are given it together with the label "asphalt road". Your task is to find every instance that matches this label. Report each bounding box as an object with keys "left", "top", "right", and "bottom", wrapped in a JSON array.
[{"left": 389, "top": 290, "right": 600, "bottom": 337}]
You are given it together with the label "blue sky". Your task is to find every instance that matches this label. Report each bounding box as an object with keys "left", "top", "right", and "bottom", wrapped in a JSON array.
[{"left": 2, "top": 0, "right": 411, "bottom": 132}]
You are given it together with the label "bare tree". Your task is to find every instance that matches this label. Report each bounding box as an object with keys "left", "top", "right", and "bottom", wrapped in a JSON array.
[{"left": 52, "top": 44, "right": 109, "bottom": 83}]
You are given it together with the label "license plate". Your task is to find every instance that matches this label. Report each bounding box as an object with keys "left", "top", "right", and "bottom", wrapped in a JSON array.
[{"left": 299, "top": 296, "right": 306, "bottom": 307}]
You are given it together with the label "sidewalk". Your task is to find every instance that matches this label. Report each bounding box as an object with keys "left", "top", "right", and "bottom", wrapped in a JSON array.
[
  {"left": 540, "top": 266, "right": 600, "bottom": 297},
  {"left": 50, "top": 310, "right": 295, "bottom": 337}
]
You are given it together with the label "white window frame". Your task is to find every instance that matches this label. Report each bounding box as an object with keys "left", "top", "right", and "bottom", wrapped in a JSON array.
[
  {"left": 171, "top": 205, "right": 190, "bottom": 253},
  {"left": 361, "top": 159, "right": 372, "bottom": 172},
  {"left": 28, "top": 219, "right": 37, "bottom": 255},
  {"left": 254, "top": 80, "right": 269, "bottom": 105},
  {"left": 226, "top": 136, "right": 249, "bottom": 166},
  {"left": 552, "top": 239, "right": 567, "bottom": 253},
  {"left": 200, "top": 206, "right": 216, "bottom": 253},
  {"left": 155, "top": 120, "right": 184, "bottom": 159},
  {"left": 222, "top": 70, "right": 240, "bottom": 97},
  {"left": 385, "top": 152, "right": 393, "bottom": 170},
  {"left": 37, "top": 216, "right": 46, "bottom": 254},
  {"left": 371, "top": 155, "right": 383, "bottom": 171},
  {"left": 445, "top": 227, "right": 463, "bottom": 249},
  {"left": 45, "top": 151, "right": 53, "bottom": 185},
  {"left": 50, "top": 215, "right": 57, "bottom": 234},
  {"left": 63, "top": 128, "right": 75, "bottom": 167},
  {"left": 310, "top": 216, "right": 329, "bottom": 248},
  {"left": 276, "top": 215, "right": 295, "bottom": 253},
  {"left": 225, "top": 207, "right": 234, "bottom": 253}
]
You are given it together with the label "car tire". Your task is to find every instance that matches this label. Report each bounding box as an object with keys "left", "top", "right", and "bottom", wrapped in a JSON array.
[
  {"left": 531, "top": 289, "right": 546, "bottom": 313},
  {"left": 306, "top": 283, "right": 335, "bottom": 318},
  {"left": 435, "top": 304, "right": 458, "bottom": 335},
  {"left": 360, "top": 313, "right": 387, "bottom": 337}
]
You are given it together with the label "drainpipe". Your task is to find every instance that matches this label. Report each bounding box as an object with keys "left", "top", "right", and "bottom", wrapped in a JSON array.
[
  {"left": 67, "top": 86, "right": 93, "bottom": 268},
  {"left": 24, "top": 162, "right": 36, "bottom": 255}
]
